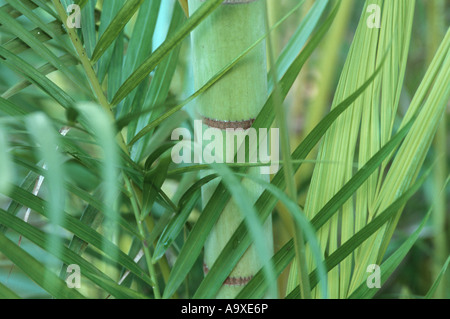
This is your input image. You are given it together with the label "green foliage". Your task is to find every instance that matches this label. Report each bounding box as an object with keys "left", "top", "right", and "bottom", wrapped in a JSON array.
[{"left": 0, "top": 0, "right": 448, "bottom": 299}]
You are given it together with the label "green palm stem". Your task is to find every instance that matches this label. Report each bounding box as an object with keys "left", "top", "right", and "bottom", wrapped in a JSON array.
[{"left": 189, "top": 0, "right": 274, "bottom": 298}]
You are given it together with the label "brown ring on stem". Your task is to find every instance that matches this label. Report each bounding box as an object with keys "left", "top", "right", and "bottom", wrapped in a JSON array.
[
  {"left": 203, "top": 263, "right": 254, "bottom": 286},
  {"left": 203, "top": 117, "right": 255, "bottom": 130}
]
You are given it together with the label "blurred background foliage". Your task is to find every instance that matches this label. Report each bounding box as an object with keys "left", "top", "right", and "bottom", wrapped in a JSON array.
[{"left": 0, "top": 0, "right": 448, "bottom": 299}]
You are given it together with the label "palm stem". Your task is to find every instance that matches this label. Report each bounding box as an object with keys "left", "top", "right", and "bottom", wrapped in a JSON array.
[
  {"left": 189, "top": 0, "right": 273, "bottom": 298},
  {"left": 125, "top": 177, "right": 161, "bottom": 299}
]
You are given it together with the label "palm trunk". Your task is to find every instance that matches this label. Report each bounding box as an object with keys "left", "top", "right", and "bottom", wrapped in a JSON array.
[{"left": 189, "top": 0, "right": 273, "bottom": 298}]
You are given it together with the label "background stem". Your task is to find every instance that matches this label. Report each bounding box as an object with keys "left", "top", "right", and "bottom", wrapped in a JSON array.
[{"left": 189, "top": 0, "right": 274, "bottom": 298}]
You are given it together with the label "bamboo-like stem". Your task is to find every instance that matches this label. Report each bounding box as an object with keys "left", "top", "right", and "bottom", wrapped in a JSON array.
[{"left": 189, "top": 0, "right": 274, "bottom": 298}]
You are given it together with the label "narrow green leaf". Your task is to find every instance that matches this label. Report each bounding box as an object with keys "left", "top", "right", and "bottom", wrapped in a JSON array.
[
  {"left": 80, "top": 0, "right": 97, "bottom": 58},
  {"left": 130, "top": 6, "right": 184, "bottom": 158},
  {"left": 95, "top": 0, "right": 122, "bottom": 82},
  {"left": 0, "top": 0, "right": 37, "bottom": 21},
  {"left": 0, "top": 231, "right": 85, "bottom": 299},
  {"left": 0, "top": 97, "right": 27, "bottom": 116},
  {"left": 309, "top": 118, "right": 414, "bottom": 231},
  {"left": 0, "top": 169, "right": 38, "bottom": 234},
  {"left": 0, "top": 282, "right": 20, "bottom": 299},
  {"left": 0, "top": 208, "right": 144, "bottom": 299},
  {"left": 0, "top": 128, "right": 13, "bottom": 194},
  {"left": 147, "top": 173, "right": 216, "bottom": 247},
  {"left": 107, "top": 31, "right": 124, "bottom": 103},
  {"left": 91, "top": 0, "right": 145, "bottom": 63},
  {"left": 0, "top": 47, "right": 75, "bottom": 109},
  {"left": 26, "top": 113, "right": 66, "bottom": 270},
  {"left": 0, "top": 7, "right": 86, "bottom": 91},
  {"left": 3, "top": 185, "right": 154, "bottom": 287},
  {"left": 29, "top": 0, "right": 59, "bottom": 19},
  {"left": 348, "top": 210, "right": 431, "bottom": 299},
  {"left": 141, "top": 155, "right": 171, "bottom": 220},
  {"left": 4, "top": 0, "right": 61, "bottom": 40},
  {"left": 2, "top": 54, "right": 78, "bottom": 100},
  {"left": 10, "top": 154, "right": 139, "bottom": 237},
  {"left": 111, "top": 0, "right": 224, "bottom": 105},
  {"left": 152, "top": 191, "right": 200, "bottom": 263},
  {"left": 2, "top": 20, "right": 67, "bottom": 55},
  {"left": 88, "top": 274, "right": 148, "bottom": 299},
  {"left": 222, "top": 173, "right": 328, "bottom": 300},
  {"left": 285, "top": 164, "right": 431, "bottom": 299},
  {"left": 122, "top": 0, "right": 161, "bottom": 79},
  {"left": 75, "top": 102, "right": 121, "bottom": 271},
  {"left": 269, "top": 0, "right": 328, "bottom": 85},
  {"left": 425, "top": 256, "right": 450, "bottom": 299}
]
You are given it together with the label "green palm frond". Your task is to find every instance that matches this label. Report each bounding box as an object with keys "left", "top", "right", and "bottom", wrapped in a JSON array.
[{"left": 0, "top": 0, "right": 447, "bottom": 300}]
